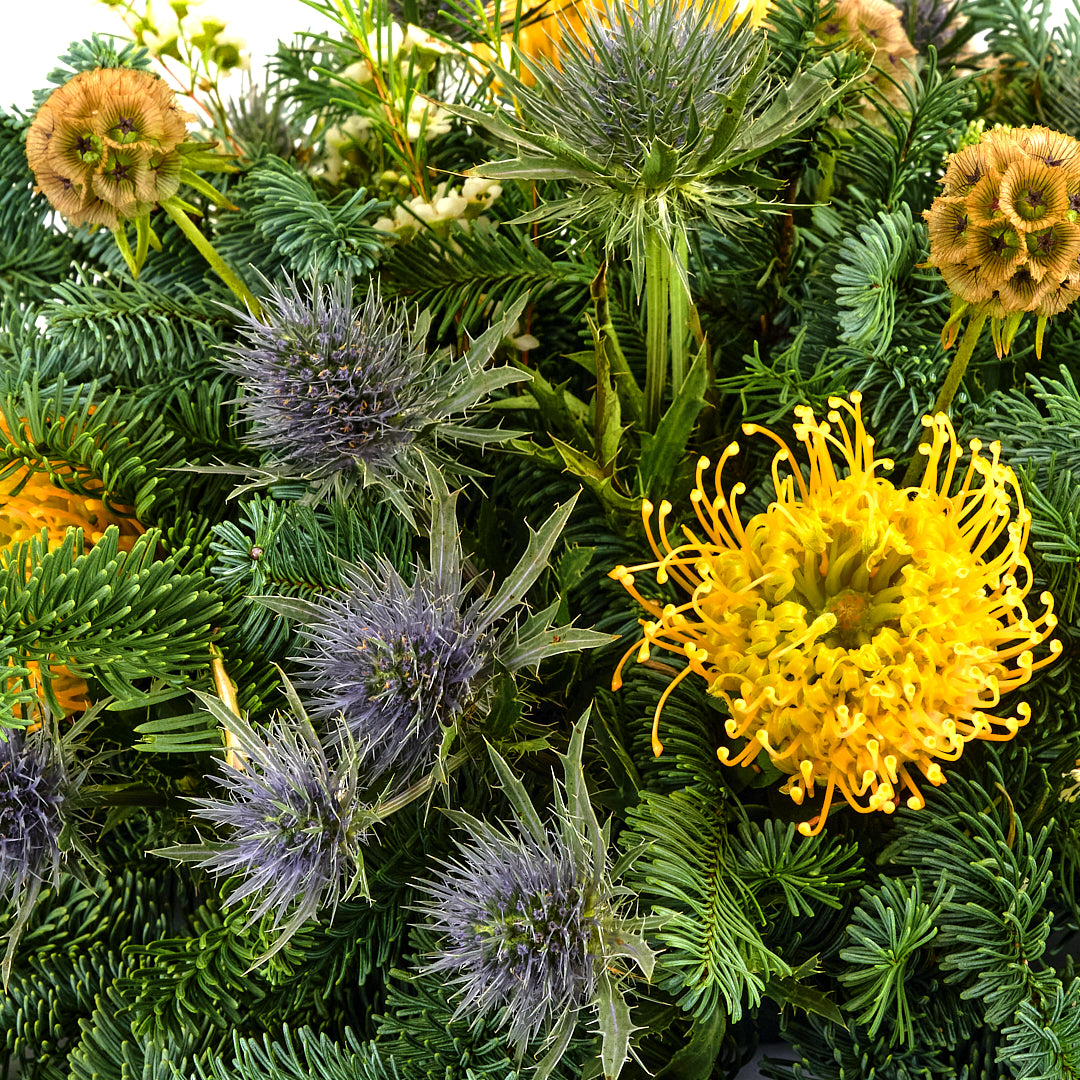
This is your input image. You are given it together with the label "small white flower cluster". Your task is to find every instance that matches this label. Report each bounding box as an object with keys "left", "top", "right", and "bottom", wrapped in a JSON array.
[
  {"left": 318, "top": 21, "right": 454, "bottom": 184},
  {"left": 1061, "top": 766, "right": 1080, "bottom": 803},
  {"left": 127, "top": 0, "right": 250, "bottom": 75},
  {"left": 373, "top": 176, "right": 503, "bottom": 243}
]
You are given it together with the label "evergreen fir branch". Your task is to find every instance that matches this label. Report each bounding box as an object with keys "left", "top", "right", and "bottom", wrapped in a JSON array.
[
  {"left": 217, "top": 156, "right": 384, "bottom": 282},
  {"left": 968, "top": 0, "right": 1052, "bottom": 123},
  {"left": 885, "top": 772, "right": 1058, "bottom": 1027},
  {"left": 998, "top": 977, "right": 1080, "bottom": 1080},
  {"left": 122, "top": 892, "right": 270, "bottom": 1040},
  {"left": 0, "top": 528, "right": 223, "bottom": 701},
  {"left": 381, "top": 218, "right": 596, "bottom": 339},
  {"left": 840, "top": 60, "right": 976, "bottom": 209},
  {"left": 0, "top": 113, "right": 75, "bottom": 305},
  {"left": 200, "top": 1028, "right": 401, "bottom": 1080},
  {"left": 1019, "top": 463, "right": 1080, "bottom": 625},
  {"left": 730, "top": 818, "right": 864, "bottom": 921},
  {"left": 622, "top": 787, "right": 790, "bottom": 1021},
  {"left": 837, "top": 877, "right": 945, "bottom": 1048},
  {"left": 42, "top": 277, "right": 233, "bottom": 386},
  {"left": 211, "top": 495, "right": 411, "bottom": 658},
  {"left": 831, "top": 205, "right": 924, "bottom": 353}
]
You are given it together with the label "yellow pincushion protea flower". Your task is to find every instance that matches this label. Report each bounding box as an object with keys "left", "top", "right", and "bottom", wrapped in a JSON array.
[{"left": 610, "top": 394, "right": 1061, "bottom": 836}]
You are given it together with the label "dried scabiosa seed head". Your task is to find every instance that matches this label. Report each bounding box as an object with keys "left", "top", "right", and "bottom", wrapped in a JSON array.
[
  {"left": 611, "top": 393, "right": 1060, "bottom": 836},
  {"left": 924, "top": 124, "right": 1080, "bottom": 356},
  {"left": 26, "top": 66, "right": 193, "bottom": 230}
]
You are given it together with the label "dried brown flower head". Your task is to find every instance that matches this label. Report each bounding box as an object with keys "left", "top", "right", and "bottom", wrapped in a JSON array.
[
  {"left": 924, "top": 125, "right": 1080, "bottom": 356},
  {"left": 816, "top": 0, "right": 917, "bottom": 113},
  {"left": 26, "top": 67, "right": 194, "bottom": 230}
]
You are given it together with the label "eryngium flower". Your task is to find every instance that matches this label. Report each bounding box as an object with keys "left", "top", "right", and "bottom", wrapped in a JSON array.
[
  {"left": 164, "top": 708, "right": 369, "bottom": 957},
  {"left": 296, "top": 560, "right": 487, "bottom": 785},
  {"left": 26, "top": 66, "right": 193, "bottom": 229},
  {"left": 924, "top": 125, "right": 1080, "bottom": 356},
  {"left": 221, "top": 277, "right": 527, "bottom": 504},
  {"left": 287, "top": 475, "right": 610, "bottom": 789},
  {"left": 420, "top": 815, "right": 599, "bottom": 1048},
  {"left": 0, "top": 730, "right": 65, "bottom": 903},
  {"left": 417, "top": 719, "right": 653, "bottom": 1074},
  {"left": 611, "top": 393, "right": 1061, "bottom": 836},
  {"left": 459, "top": 0, "right": 843, "bottom": 290}
]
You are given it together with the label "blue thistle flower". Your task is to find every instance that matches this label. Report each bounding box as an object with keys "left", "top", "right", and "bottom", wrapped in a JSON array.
[
  {"left": 221, "top": 277, "right": 528, "bottom": 510},
  {"left": 160, "top": 700, "right": 373, "bottom": 960},
  {"left": 280, "top": 471, "right": 612, "bottom": 790},
  {"left": 296, "top": 559, "right": 488, "bottom": 786},
  {"left": 418, "top": 814, "right": 600, "bottom": 1049},
  {"left": 416, "top": 715, "right": 655, "bottom": 1077},
  {"left": 0, "top": 729, "right": 65, "bottom": 904}
]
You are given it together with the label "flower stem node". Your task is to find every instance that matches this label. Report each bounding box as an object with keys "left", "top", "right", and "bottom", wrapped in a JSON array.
[{"left": 610, "top": 394, "right": 1060, "bottom": 835}]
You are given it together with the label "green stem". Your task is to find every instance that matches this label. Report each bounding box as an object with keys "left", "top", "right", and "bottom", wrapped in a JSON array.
[
  {"left": 160, "top": 198, "right": 262, "bottom": 318},
  {"left": 644, "top": 230, "right": 671, "bottom": 431},
  {"left": 669, "top": 231, "right": 690, "bottom": 394},
  {"left": 902, "top": 309, "right": 987, "bottom": 486}
]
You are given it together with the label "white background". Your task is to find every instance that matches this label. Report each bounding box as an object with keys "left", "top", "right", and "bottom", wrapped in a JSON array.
[
  {"left": 1, "top": 0, "right": 1077, "bottom": 112},
  {"left": 0, "top": 0, "right": 337, "bottom": 112}
]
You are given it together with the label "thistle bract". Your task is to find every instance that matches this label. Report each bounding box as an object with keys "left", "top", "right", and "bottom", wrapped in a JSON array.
[{"left": 458, "top": 0, "right": 846, "bottom": 290}]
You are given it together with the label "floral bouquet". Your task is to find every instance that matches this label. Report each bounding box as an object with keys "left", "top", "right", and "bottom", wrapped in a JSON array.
[{"left": 2, "top": 0, "right": 1079, "bottom": 1076}]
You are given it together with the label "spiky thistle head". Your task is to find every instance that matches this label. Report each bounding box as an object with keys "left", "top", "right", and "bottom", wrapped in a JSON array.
[
  {"left": 416, "top": 716, "right": 654, "bottom": 1075},
  {"left": 295, "top": 559, "right": 489, "bottom": 787},
  {"left": 285, "top": 472, "right": 609, "bottom": 791},
  {"left": 161, "top": 701, "right": 372, "bottom": 960},
  {"left": 458, "top": 0, "right": 844, "bottom": 292},
  {"left": 221, "top": 277, "right": 528, "bottom": 512},
  {"left": 610, "top": 393, "right": 1061, "bottom": 836},
  {"left": 0, "top": 728, "right": 65, "bottom": 904}
]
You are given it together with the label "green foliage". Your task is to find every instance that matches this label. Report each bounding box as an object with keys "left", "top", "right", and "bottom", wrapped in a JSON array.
[
  {"left": 837, "top": 878, "right": 944, "bottom": 1047},
  {"left": 210, "top": 494, "right": 411, "bottom": 657},
  {"left": 201, "top": 1028, "right": 401, "bottom": 1080},
  {"left": 998, "top": 978, "right": 1080, "bottom": 1080},
  {"left": 218, "top": 156, "right": 384, "bottom": 283},
  {"left": 622, "top": 787, "right": 790, "bottom": 1021},
  {"left": 0, "top": 526, "right": 222, "bottom": 707},
  {"left": 885, "top": 773, "right": 1057, "bottom": 1027}
]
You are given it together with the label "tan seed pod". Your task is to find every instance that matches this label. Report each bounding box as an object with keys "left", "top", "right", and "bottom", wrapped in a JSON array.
[
  {"left": 967, "top": 222, "right": 1026, "bottom": 282},
  {"left": 941, "top": 144, "right": 991, "bottom": 196},
  {"left": 940, "top": 259, "right": 997, "bottom": 303},
  {"left": 998, "top": 264, "right": 1052, "bottom": 311},
  {"left": 999, "top": 158, "right": 1069, "bottom": 233},
  {"left": 1019, "top": 126, "right": 1080, "bottom": 171},
  {"left": 966, "top": 171, "right": 1005, "bottom": 227},
  {"left": 1025, "top": 221, "right": 1080, "bottom": 282},
  {"left": 925, "top": 197, "right": 973, "bottom": 264}
]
